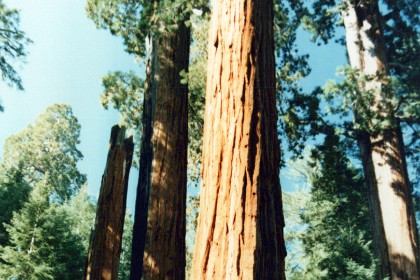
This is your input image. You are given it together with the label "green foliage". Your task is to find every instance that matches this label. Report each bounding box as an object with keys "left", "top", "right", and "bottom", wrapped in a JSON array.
[
  {"left": 101, "top": 71, "right": 143, "bottom": 166},
  {"left": 0, "top": 179, "right": 86, "bottom": 279},
  {"left": 0, "top": 0, "right": 31, "bottom": 96},
  {"left": 62, "top": 184, "right": 96, "bottom": 251},
  {"left": 1, "top": 104, "right": 86, "bottom": 202},
  {"left": 286, "top": 134, "right": 377, "bottom": 279},
  {"left": 274, "top": 1, "right": 326, "bottom": 163},
  {"left": 86, "top": 0, "right": 208, "bottom": 58},
  {"left": 185, "top": 194, "right": 200, "bottom": 279},
  {"left": 118, "top": 210, "right": 133, "bottom": 280},
  {"left": 0, "top": 166, "right": 30, "bottom": 246},
  {"left": 0, "top": 104, "right": 95, "bottom": 279},
  {"left": 186, "top": 12, "right": 207, "bottom": 183}
]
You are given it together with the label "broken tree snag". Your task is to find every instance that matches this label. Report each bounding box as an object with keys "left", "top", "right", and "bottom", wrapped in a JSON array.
[
  {"left": 84, "top": 125, "right": 134, "bottom": 280},
  {"left": 191, "top": 0, "right": 286, "bottom": 279}
]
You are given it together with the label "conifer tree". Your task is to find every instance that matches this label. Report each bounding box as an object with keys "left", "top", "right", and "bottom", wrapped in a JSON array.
[{"left": 289, "top": 133, "right": 377, "bottom": 279}]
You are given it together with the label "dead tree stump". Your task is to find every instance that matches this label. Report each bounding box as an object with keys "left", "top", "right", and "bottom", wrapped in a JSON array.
[{"left": 84, "top": 125, "right": 134, "bottom": 280}]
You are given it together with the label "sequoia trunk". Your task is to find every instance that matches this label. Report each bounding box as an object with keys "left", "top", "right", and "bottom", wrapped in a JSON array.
[
  {"left": 130, "top": 15, "right": 190, "bottom": 280},
  {"left": 343, "top": 1, "right": 420, "bottom": 279},
  {"left": 191, "top": 0, "right": 286, "bottom": 279},
  {"left": 84, "top": 125, "right": 133, "bottom": 280}
]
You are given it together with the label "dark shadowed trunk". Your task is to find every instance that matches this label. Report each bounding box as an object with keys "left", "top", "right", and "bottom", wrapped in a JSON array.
[
  {"left": 84, "top": 125, "right": 133, "bottom": 280},
  {"left": 191, "top": 0, "right": 286, "bottom": 279}
]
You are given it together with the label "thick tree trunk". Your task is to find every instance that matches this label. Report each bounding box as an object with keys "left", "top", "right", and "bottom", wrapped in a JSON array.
[
  {"left": 84, "top": 125, "right": 134, "bottom": 280},
  {"left": 191, "top": 0, "right": 286, "bottom": 279},
  {"left": 343, "top": 2, "right": 420, "bottom": 279},
  {"left": 130, "top": 17, "right": 190, "bottom": 280}
]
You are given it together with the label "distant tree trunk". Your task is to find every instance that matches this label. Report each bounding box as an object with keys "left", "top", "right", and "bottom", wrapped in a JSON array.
[
  {"left": 130, "top": 13, "right": 190, "bottom": 280},
  {"left": 191, "top": 0, "right": 286, "bottom": 279},
  {"left": 84, "top": 125, "right": 134, "bottom": 280},
  {"left": 343, "top": 1, "right": 420, "bottom": 279}
]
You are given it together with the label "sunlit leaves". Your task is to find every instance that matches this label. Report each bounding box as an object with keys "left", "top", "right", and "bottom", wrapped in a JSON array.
[{"left": 1, "top": 104, "right": 86, "bottom": 202}]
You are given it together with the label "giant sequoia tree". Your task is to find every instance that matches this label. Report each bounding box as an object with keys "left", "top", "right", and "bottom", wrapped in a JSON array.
[
  {"left": 86, "top": 0, "right": 208, "bottom": 278},
  {"left": 302, "top": 0, "right": 420, "bottom": 278},
  {"left": 191, "top": 0, "right": 286, "bottom": 279}
]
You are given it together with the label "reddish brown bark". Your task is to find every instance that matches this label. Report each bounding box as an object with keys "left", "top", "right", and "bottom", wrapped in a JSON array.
[
  {"left": 130, "top": 17, "right": 190, "bottom": 280},
  {"left": 343, "top": 1, "right": 420, "bottom": 279},
  {"left": 84, "top": 125, "right": 134, "bottom": 280},
  {"left": 191, "top": 0, "right": 286, "bottom": 279}
]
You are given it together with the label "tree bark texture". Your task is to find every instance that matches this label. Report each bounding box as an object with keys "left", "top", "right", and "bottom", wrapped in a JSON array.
[
  {"left": 191, "top": 0, "right": 286, "bottom": 279},
  {"left": 343, "top": 1, "right": 420, "bottom": 279},
  {"left": 130, "top": 18, "right": 190, "bottom": 280},
  {"left": 84, "top": 125, "right": 134, "bottom": 280}
]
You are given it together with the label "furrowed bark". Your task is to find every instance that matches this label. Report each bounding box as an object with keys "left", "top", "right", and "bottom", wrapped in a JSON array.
[
  {"left": 142, "top": 21, "right": 190, "bottom": 280},
  {"left": 343, "top": 1, "right": 420, "bottom": 279},
  {"left": 130, "top": 14, "right": 190, "bottom": 280},
  {"left": 84, "top": 125, "right": 134, "bottom": 280},
  {"left": 191, "top": 0, "right": 286, "bottom": 279}
]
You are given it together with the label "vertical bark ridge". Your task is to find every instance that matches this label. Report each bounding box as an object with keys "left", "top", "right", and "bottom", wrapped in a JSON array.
[
  {"left": 85, "top": 125, "right": 134, "bottom": 280},
  {"left": 191, "top": 0, "right": 286, "bottom": 279},
  {"left": 141, "top": 18, "right": 190, "bottom": 279}
]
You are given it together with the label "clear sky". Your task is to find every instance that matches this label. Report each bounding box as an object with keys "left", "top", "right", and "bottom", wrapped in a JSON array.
[{"left": 0, "top": 0, "right": 347, "bottom": 212}]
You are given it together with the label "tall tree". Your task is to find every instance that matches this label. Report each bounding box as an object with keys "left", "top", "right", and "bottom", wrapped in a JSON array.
[
  {"left": 0, "top": 104, "right": 92, "bottom": 279},
  {"left": 191, "top": 0, "right": 286, "bottom": 279},
  {"left": 1, "top": 104, "right": 86, "bottom": 202},
  {"left": 86, "top": 1, "right": 208, "bottom": 278},
  {"left": 302, "top": 0, "right": 420, "bottom": 278},
  {"left": 0, "top": 104, "right": 86, "bottom": 248},
  {"left": 0, "top": 0, "right": 31, "bottom": 111}
]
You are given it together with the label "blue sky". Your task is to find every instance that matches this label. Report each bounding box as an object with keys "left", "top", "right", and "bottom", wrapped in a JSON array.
[
  {"left": 0, "top": 0, "right": 141, "bottom": 210},
  {"left": 0, "top": 0, "right": 346, "bottom": 212}
]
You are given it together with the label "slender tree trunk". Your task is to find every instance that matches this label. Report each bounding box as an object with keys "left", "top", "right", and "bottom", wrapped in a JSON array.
[
  {"left": 343, "top": 2, "right": 420, "bottom": 279},
  {"left": 130, "top": 13, "right": 190, "bottom": 280},
  {"left": 130, "top": 34, "right": 155, "bottom": 280},
  {"left": 84, "top": 125, "right": 134, "bottom": 280},
  {"left": 191, "top": 0, "right": 286, "bottom": 279}
]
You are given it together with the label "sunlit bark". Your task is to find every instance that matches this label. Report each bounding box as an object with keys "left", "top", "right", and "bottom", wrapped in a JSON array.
[
  {"left": 130, "top": 16, "right": 190, "bottom": 280},
  {"left": 191, "top": 0, "right": 286, "bottom": 279},
  {"left": 84, "top": 125, "right": 133, "bottom": 280}
]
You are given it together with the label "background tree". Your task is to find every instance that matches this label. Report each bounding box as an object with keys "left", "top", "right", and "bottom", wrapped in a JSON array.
[
  {"left": 288, "top": 133, "right": 376, "bottom": 279},
  {"left": 283, "top": 1, "right": 420, "bottom": 277},
  {"left": 1, "top": 104, "right": 86, "bottom": 202},
  {"left": 0, "top": 0, "right": 31, "bottom": 111},
  {"left": 0, "top": 104, "right": 95, "bottom": 279}
]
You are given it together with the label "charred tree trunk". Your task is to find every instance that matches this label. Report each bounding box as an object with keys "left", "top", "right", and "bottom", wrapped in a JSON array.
[
  {"left": 343, "top": 1, "right": 420, "bottom": 279},
  {"left": 191, "top": 0, "right": 286, "bottom": 279},
  {"left": 84, "top": 125, "right": 134, "bottom": 280},
  {"left": 130, "top": 12, "right": 190, "bottom": 280},
  {"left": 130, "top": 34, "right": 156, "bottom": 280}
]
